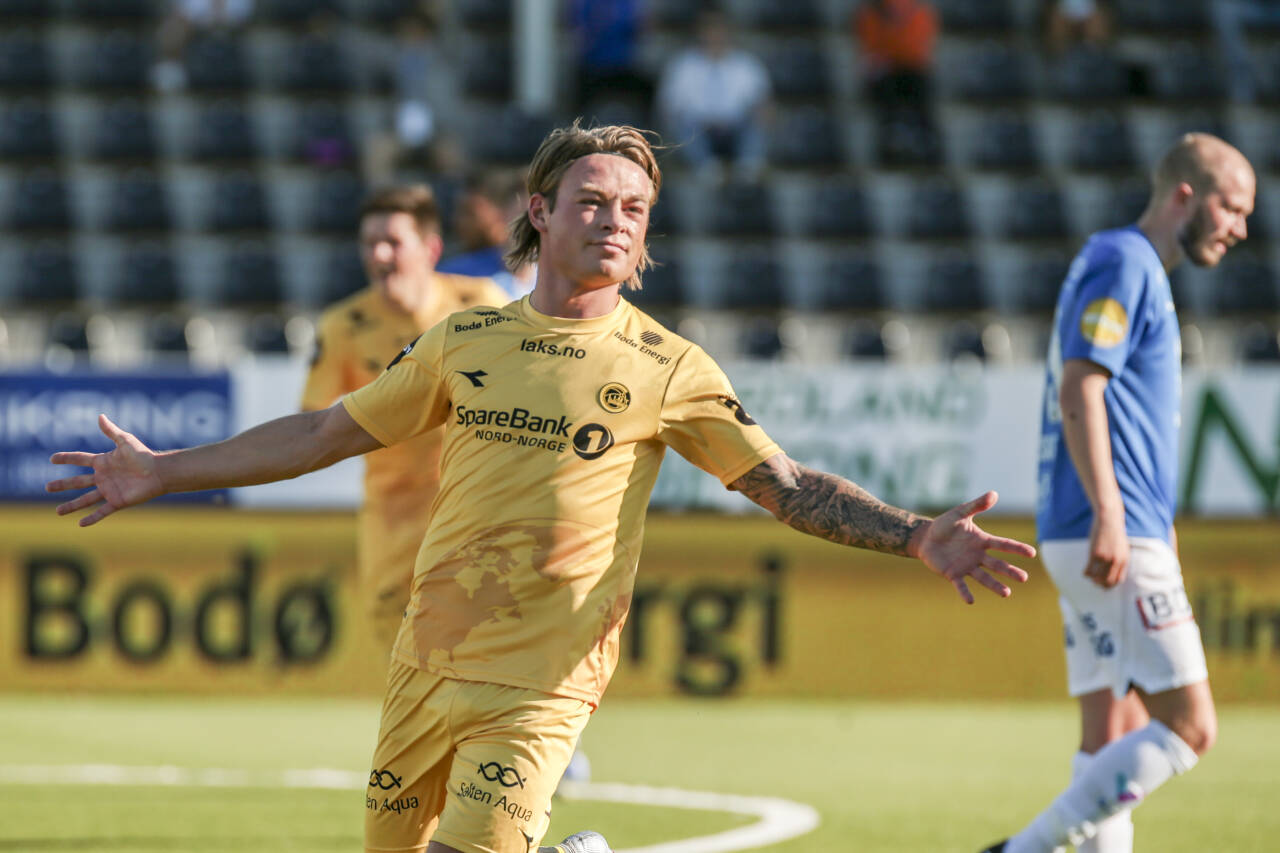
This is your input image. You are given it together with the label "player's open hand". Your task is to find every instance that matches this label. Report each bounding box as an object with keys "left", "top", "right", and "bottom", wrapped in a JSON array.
[
  {"left": 45, "top": 414, "right": 164, "bottom": 527},
  {"left": 916, "top": 491, "right": 1035, "bottom": 604}
]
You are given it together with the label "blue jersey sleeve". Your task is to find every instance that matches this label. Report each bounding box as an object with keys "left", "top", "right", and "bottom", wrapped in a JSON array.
[{"left": 1058, "top": 244, "right": 1147, "bottom": 379}]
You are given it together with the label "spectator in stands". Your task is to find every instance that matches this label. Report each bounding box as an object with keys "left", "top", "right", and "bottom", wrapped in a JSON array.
[
  {"left": 568, "top": 0, "right": 654, "bottom": 126},
  {"left": 853, "top": 0, "right": 939, "bottom": 166},
  {"left": 152, "top": 0, "right": 254, "bottom": 93},
  {"left": 1043, "top": 0, "right": 1113, "bottom": 56},
  {"left": 437, "top": 168, "right": 536, "bottom": 298},
  {"left": 655, "top": 6, "right": 772, "bottom": 182},
  {"left": 363, "top": 5, "right": 459, "bottom": 185},
  {"left": 1211, "top": 0, "right": 1280, "bottom": 103}
]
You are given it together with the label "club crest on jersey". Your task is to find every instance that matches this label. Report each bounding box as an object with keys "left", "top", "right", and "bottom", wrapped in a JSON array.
[
  {"left": 1080, "top": 298, "right": 1128, "bottom": 347},
  {"left": 385, "top": 335, "right": 421, "bottom": 369},
  {"left": 597, "top": 382, "right": 631, "bottom": 413}
]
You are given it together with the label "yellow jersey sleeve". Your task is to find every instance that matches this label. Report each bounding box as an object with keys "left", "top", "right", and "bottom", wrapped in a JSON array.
[
  {"left": 342, "top": 323, "right": 450, "bottom": 447},
  {"left": 300, "top": 309, "right": 351, "bottom": 410},
  {"left": 657, "top": 345, "right": 782, "bottom": 485}
]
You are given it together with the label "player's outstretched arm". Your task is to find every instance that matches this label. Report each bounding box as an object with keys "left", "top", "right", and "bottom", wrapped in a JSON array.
[
  {"left": 731, "top": 453, "right": 1035, "bottom": 604},
  {"left": 46, "top": 404, "right": 382, "bottom": 527}
]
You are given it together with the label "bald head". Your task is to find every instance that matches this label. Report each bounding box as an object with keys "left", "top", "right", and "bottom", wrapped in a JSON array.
[
  {"left": 1141, "top": 133, "right": 1256, "bottom": 269},
  {"left": 1152, "top": 133, "right": 1254, "bottom": 199}
]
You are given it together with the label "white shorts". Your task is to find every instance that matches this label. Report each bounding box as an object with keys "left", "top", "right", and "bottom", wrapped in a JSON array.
[{"left": 1041, "top": 538, "right": 1208, "bottom": 699}]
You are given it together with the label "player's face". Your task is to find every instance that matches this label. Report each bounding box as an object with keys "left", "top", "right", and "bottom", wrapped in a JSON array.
[
  {"left": 360, "top": 211, "right": 439, "bottom": 312},
  {"left": 533, "top": 153, "right": 652, "bottom": 292},
  {"left": 1178, "top": 164, "right": 1255, "bottom": 268}
]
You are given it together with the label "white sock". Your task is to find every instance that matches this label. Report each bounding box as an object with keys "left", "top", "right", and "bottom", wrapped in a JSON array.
[
  {"left": 1006, "top": 721, "right": 1197, "bottom": 853},
  {"left": 1072, "top": 750, "right": 1134, "bottom": 853}
]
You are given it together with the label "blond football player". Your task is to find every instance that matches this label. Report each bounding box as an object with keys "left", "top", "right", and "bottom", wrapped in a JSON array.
[
  {"left": 48, "top": 122, "right": 1035, "bottom": 853},
  {"left": 302, "top": 185, "right": 508, "bottom": 654}
]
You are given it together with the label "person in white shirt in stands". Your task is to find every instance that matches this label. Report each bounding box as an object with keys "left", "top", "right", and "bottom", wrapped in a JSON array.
[{"left": 655, "top": 5, "right": 772, "bottom": 182}]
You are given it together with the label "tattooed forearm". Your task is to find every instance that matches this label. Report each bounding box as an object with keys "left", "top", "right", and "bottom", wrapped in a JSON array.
[{"left": 731, "top": 454, "right": 928, "bottom": 557}]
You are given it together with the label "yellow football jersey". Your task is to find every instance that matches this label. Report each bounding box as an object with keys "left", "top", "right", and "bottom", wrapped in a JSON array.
[
  {"left": 343, "top": 295, "right": 782, "bottom": 704},
  {"left": 301, "top": 274, "right": 508, "bottom": 646}
]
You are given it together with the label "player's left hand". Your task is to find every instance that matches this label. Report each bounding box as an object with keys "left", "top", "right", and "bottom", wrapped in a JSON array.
[{"left": 914, "top": 491, "right": 1035, "bottom": 604}]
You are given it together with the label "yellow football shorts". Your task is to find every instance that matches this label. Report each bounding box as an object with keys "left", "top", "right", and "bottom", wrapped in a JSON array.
[{"left": 364, "top": 661, "right": 592, "bottom": 853}]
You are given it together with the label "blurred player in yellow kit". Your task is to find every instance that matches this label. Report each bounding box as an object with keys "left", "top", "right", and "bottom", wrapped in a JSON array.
[
  {"left": 301, "top": 185, "right": 508, "bottom": 654},
  {"left": 48, "top": 122, "right": 1036, "bottom": 853}
]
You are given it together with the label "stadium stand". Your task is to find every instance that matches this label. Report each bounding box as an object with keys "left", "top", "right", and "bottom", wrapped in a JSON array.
[{"left": 0, "top": 0, "right": 1271, "bottom": 366}]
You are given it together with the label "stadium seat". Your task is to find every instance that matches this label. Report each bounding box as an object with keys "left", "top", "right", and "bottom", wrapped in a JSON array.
[
  {"left": 969, "top": 110, "right": 1039, "bottom": 171},
  {"left": 628, "top": 245, "right": 684, "bottom": 309},
  {"left": 191, "top": 100, "right": 259, "bottom": 162},
  {"left": 706, "top": 181, "right": 777, "bottom": 237},
  {"left": 744, "top": 0, "right": 821, "bottom": 32},
  {"left": 7, "top": 169, "right": 71, "bottom": 232},
  {"left": 649, "top": 0, "right": 698, "bottom": 29},
  {"left": 14, "top": 242, "right": 78, "bottom": 305},
  {"left": 1240, "top": 323, "right": 1280, "bottom": 362},
  {"left": 906, "top": 179, "right": 970, "bottom": 240},
  {"left": 943, "top": 319, "right": 990, "bottom": 361},
  {"left": 67, "top": 0, "right": 154, "bottom": 22},
  {"left": 245, "top": 313, "right": 292, "bottom": 354},
  {"left": 46, "top": 312, "right": 91, "bottom": 356},
  {"left": 842, "top": 320, "right": 890, "bottom": 360},
  {"left": 467, "top": 107, "right": 557, "bottom": 166},
  {"left": 1211, "top": 253, "right": 1278, "bottom": 315},
  {"left": 646, "top": 192, "right": 683, "bottom": 239},
  {"left": 292, "top": 100, "right": 355, "bottom": 167},
  {"left": 1165, "top": 109, "right": 1229, "bottom": 144},
  {"left": 1113, "top": 0, "right": 1208, "bottom": 32},
  {"left": 820, "top": 252, "right": 884, "bottom": 311},
  {"left": 1069, "top": 110, "right": 1135, "bottom": 171},
  {"left": 185, "top": 34, "right": 251, "bottom": 93},
  {"left": 90, "top": 99, "right": 157, "bottom": 162},
  {"left": 0, "top": 0, "right": 51, "bottom": 19},
  {"left": 208, "top": 171, "right": 272, "bottom": 233},
  {"left": 1002, "top": 178, "right": 1069, "bottom": 241},
  {"left": 319, "top": 245, "right": 366, "bottom": 305},
  {"left": 1048, "top": 47, "right": 1129, "bottom": 101},
  {"left": 1017, "top": 250, "right": 1071, "bottom": 315},
  {"left": 0, "top": 28, "right": 51, "bottom": 90},
  {"left": 1106, "top": 177, "right": 1152, "bottom": 227},
  {"left": 935, "top": 0, "right": 1013, "bottom": 32},
  {"left": 219, "top": 241, "right": 284, "bottom": 307},
  {"left": 951, "top": 41, "right": 1029, "bottom": 101},
  {"left": 922, "top": 251, "right": 986, "bottom": 312},
  {"left": 458, "top": 0, "right": 512, "bottom": 30},
  {"left": 359, "top": 0, "right": 418, "bottom": 26},
  {"left": 0, "top": 98, "right": 60, "bottom": 160},
  {"left": 144, "top": 313, "right": 192, "bottom": 358},
  {"left": 256, "top": 0, "right": 342, "bottom": 24},
  {"left": 73, "top": 29, "right": 150, "bottom": 91},
  {"left": 720, "top": 250, "right": 785, "bottom": 310},
  {"left": 461, "top": 39, "right": 512, "bottom": 99},
  {"left": 740, "top": 316, "right": 785, "bottom": 360},
  {"left": 114, "top": 241, "right": 181, "bottom": 305},
  {"left": 767, "top": 107, "right": 843, "bottom": 169},
  {"left": 803, "top": 182, "right": 873, "bottom": 240},
  {"left": 305, "top": 171, "right": 364, "bottom": 234},
  {"left": 280, "top": 32, "right": 352, "bottom": 93},
  {"left": 103, "top": 170, "right": 172, "bottom": 233},
  {"left": 1150, "top": 42, "right": 1227, "bottom": 101},
  {"left": 763, "top": 40, "right": 829, "bottom": 101},
  {"left": 876, "top": 113, "right": 943, "bottom": 167}
]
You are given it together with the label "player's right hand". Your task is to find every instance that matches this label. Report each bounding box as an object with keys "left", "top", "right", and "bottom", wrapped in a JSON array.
[
  {"left": 1085, "top": 507, "right": 1129, "bottom": 588},
  {"left": 45, "top": 414, "right": 165, "bottom": 527}
]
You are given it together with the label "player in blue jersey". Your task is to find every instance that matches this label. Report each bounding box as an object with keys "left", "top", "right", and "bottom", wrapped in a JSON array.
[{"left": 982, "top": 134, "right": 1255, "bottom": 853}]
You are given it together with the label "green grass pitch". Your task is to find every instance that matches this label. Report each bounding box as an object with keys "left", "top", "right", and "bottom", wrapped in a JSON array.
[{"left": 1, "top": 695, "right": 1277, "bottom": 852}]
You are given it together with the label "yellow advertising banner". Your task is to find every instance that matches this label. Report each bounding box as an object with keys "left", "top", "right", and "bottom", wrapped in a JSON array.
[{"left": 1, "top": 508, "right": 1275, "bottom": 701}]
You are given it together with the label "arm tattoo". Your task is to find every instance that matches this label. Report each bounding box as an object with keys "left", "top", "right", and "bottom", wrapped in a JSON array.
[{"left": 731, "top": 454, "right": 927, "bottom": 557}]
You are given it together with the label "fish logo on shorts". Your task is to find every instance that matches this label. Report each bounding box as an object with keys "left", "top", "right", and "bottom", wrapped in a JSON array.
[
  {"left": 477, "top": 762, "right": 526, "bottom": 788},
  {"left": 1079, "top": 298, "right": 1128, "bottom": 347}
]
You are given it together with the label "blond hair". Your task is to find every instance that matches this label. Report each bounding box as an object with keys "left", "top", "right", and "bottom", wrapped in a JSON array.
[{"left": 507, "top": 121, "right": 662, "bottom": 291}]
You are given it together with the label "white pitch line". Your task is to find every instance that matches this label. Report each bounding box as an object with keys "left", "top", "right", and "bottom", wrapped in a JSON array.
[{"left": 0, "top": 765, "right": 820, "bottom": 853}]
